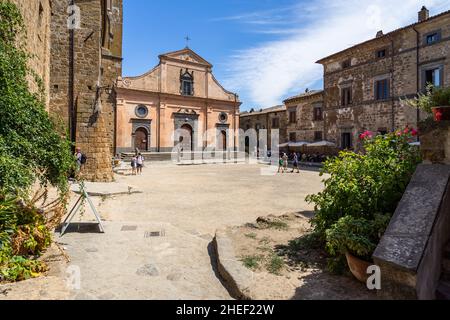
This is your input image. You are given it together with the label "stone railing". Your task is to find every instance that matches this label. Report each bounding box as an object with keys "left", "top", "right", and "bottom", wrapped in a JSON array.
[{"left": 373, "top": 120, "right": 450, "bottom": 299}]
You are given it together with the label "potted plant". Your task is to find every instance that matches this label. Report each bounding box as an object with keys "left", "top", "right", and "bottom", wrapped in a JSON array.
[
  {"left": 325, "top": 214, "right": 391, "bottom": 282},
  {"left": 431, "top": 87, "right": 450, "bottom": 121},
  {"left": 406, "top": 85, "right": 450, "bottom": 122}
]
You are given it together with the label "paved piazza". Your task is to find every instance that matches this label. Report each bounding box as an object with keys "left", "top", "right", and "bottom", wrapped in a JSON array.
[{"left": 61, "top": 163, "right": 325, "bottom": 300}]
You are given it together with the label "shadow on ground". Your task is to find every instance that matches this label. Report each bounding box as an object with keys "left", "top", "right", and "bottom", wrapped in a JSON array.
[
  {"left": 207, "top": 241, "right": 236, "bottom": 299},
  {"left": 55, "top": 222, "right": 103, "bottom": 235}
]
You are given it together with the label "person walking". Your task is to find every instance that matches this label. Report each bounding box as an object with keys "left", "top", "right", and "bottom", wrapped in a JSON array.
[
  {"left": 282, "top": 152, "right": 289, "bottom": 172},
  {"left": 278, "top": 155, "right": 284, "bottom": 173},
  {"left": 136, "top": 153, "right": 145, "bottom": 175},
  {"left": 74, "top": 147, "right": 87, "bottom": 179},
  {"left": 131, "top": 155, "right": 137, "bottom": 175},
  {"left": 291, "top": 152, "right": 300, "bottom": 173}
]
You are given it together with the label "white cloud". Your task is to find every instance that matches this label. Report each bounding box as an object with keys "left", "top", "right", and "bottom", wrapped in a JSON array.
[{"left": 222, "top": 0, "right": 450, "bottom": 109}]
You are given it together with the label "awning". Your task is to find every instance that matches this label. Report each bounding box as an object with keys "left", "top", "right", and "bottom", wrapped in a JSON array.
[{"left": 307, "top": 141, "right": 337, "bottom": 147}]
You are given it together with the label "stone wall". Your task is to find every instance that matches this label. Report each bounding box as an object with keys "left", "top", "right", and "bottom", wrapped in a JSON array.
[
  {"left": 373, "top": 121, "right": 450, "bottom": 299},
  {"left": 240, "top": 106, "right": 287, "bottom": 150},
  {"left": 318, "top": 9, "right": 450, "bottom": 149},
  {"left": 284, "top": 91, "right": 324, "bottom": 142},
  {"left": 9, "top": 0, "right": 52, "bottom": 107},
  {"left": 49, "top": 0, "right": 123, "bottom": 182}
]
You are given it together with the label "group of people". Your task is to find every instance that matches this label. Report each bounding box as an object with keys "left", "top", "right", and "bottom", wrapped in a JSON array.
[
  {"left": 131, "top": 153, "right": 145, "bottom": 175},
  {"left": 278, "top": 152, "right": 301, "bottom": 174}
]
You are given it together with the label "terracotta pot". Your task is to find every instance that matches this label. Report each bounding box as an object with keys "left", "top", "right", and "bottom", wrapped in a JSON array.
[
  {"left": 432, "top": 106, "right": 450, "bottom": 122},
  {"left": 345, "top": 252, "right": 372, "bottom": 283}
]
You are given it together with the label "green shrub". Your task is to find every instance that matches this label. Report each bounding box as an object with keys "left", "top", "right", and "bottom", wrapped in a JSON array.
[
  {"left": 325, "top": 214, "right": 391, "bottom": 261},
  {"left": 306, "top": 129, "right": 421, "bottom": 269}
]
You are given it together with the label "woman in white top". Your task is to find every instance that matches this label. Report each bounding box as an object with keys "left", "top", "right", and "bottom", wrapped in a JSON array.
[{"left": 136, "top": 153, "right": 145, "bottom": 175}]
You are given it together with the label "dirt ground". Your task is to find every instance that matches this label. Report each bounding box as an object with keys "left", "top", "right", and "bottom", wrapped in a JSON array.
[{"left": 227, "top": 212, "right": 377, "bottom": 300}]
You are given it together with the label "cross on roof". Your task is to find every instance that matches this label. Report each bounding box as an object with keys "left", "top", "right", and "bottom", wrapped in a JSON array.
[{"left": 185, "top": 35, "right": 191, "bottom": 48}]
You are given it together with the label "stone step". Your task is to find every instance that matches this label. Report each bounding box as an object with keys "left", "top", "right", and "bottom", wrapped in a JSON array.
[{"left": 436, "top": 281, "right": 450, "bottom": 300}]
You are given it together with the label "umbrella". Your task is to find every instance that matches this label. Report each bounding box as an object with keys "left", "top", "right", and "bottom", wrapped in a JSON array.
[{"left": 278, "top": 142, "right": 290, "bottom": 148}]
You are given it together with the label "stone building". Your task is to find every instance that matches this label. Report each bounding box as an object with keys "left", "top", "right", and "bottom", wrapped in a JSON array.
[
  {"left": 8, "top": 0, "right": 52, "bottom": 105},
  {"left": 283, "top": 90, "right": 324, "bottom": 143},
  {"left": 49, "top": 0, "right": 123, "bottom": 181},
  {"left": 115, "top": 48, "right": 241, "bottom": 153},
  {"left": 7, "top": 0, "right": 123, "bottom": 182},
  {"left": 239, "top": 105, "right": 287, "bottom": 150},
  {"left": 316, "top": 6, "right": 450, "bottom": 150}
]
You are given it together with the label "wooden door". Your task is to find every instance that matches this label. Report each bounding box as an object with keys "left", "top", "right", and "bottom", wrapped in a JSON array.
[{"left": 135, "top": 128, "right": 148, "bottom": 151}]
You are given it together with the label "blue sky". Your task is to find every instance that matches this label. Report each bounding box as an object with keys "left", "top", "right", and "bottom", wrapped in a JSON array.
[{"left": 123, "top": 0, "right": 450, "bottom": 111}]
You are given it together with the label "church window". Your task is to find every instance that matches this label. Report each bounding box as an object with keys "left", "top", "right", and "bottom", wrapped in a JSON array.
[
  {"left": 181, "top": 70, "right": 194, "bottom": 96},
  {"left": 135, "top": 105, "right": 149, "bottom": 118}
]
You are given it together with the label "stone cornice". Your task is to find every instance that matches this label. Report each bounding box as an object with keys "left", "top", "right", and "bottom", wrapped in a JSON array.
[{"left": 115, "top": 86, "right": 242, "bottom": 107}]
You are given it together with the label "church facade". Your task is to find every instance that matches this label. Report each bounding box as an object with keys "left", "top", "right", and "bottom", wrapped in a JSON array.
[{"left": 115, "top": 48, "right": 241, "bottom": 153}]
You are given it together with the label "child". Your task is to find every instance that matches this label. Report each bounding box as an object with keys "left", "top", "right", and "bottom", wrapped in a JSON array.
[
  {"left": 131, "top": 156, "right": 137, "bottom": 175},
  {"left": 278, "top": 156, "right": 284, "bottom": 173}
]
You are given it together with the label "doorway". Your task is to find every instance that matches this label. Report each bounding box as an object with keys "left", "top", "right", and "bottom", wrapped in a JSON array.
[
  {"left": 342, "top": 132, "right": 352, "bottom": 150},
  {"left": 135, "top": 127, "right": 148, "bottom": 151},
  {"left": 180, "top": 124, "right": 193, "bottom": 152}
]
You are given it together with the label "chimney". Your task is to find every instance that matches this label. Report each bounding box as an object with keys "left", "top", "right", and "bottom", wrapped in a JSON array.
[
  {"left": 376, "top": 30, "right": 384, "bottom": 38},
  {"left": 418, "top": 6, "right": 429, "bottom": 22}
]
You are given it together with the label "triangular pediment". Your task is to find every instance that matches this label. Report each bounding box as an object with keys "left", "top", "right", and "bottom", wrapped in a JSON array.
[{"left": 159, "top": 48, "right": 213, "bottom": 67}]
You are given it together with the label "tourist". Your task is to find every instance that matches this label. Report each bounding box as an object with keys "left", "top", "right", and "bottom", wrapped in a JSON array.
[
  {"left": 291, "top": 153, "right": 300, "bottom": 173},
  {"left": 74, "top": 147, "right": 87, "bottom": 178},
  {"left": 282, "top": 153, "right": 289, "bottom": 172},
  {"left": 278, "top": 156, "right": 284, "bottom": 173},
  {"left": 137, "top": 153, "right": 145, "bottom": 175},
  {"left": 131, "top": 156, "right": 137, "bottom": 175}
]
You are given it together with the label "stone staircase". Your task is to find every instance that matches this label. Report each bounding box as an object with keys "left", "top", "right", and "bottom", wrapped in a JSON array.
[{"left": 436, "top": 242, "right": 450, "bottom": 300}]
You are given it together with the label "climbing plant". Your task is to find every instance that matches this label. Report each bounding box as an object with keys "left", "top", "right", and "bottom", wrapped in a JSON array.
[
  {"left": 0, "top": 1, "right": 73, "bottom": 282},
  {"left": 0, "top": 1, "right": 74, "bottom": 195}
]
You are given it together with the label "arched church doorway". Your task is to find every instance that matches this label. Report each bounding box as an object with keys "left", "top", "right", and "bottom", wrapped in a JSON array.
[
  {"left": 180, "top": 124, "right": 193, "bottom": 151},
  {"left": 220, "top": 131, "right": 227, "bottom": 151},
  {"left": 135, "top": 127, "right": 148, "bottom": 151}
]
